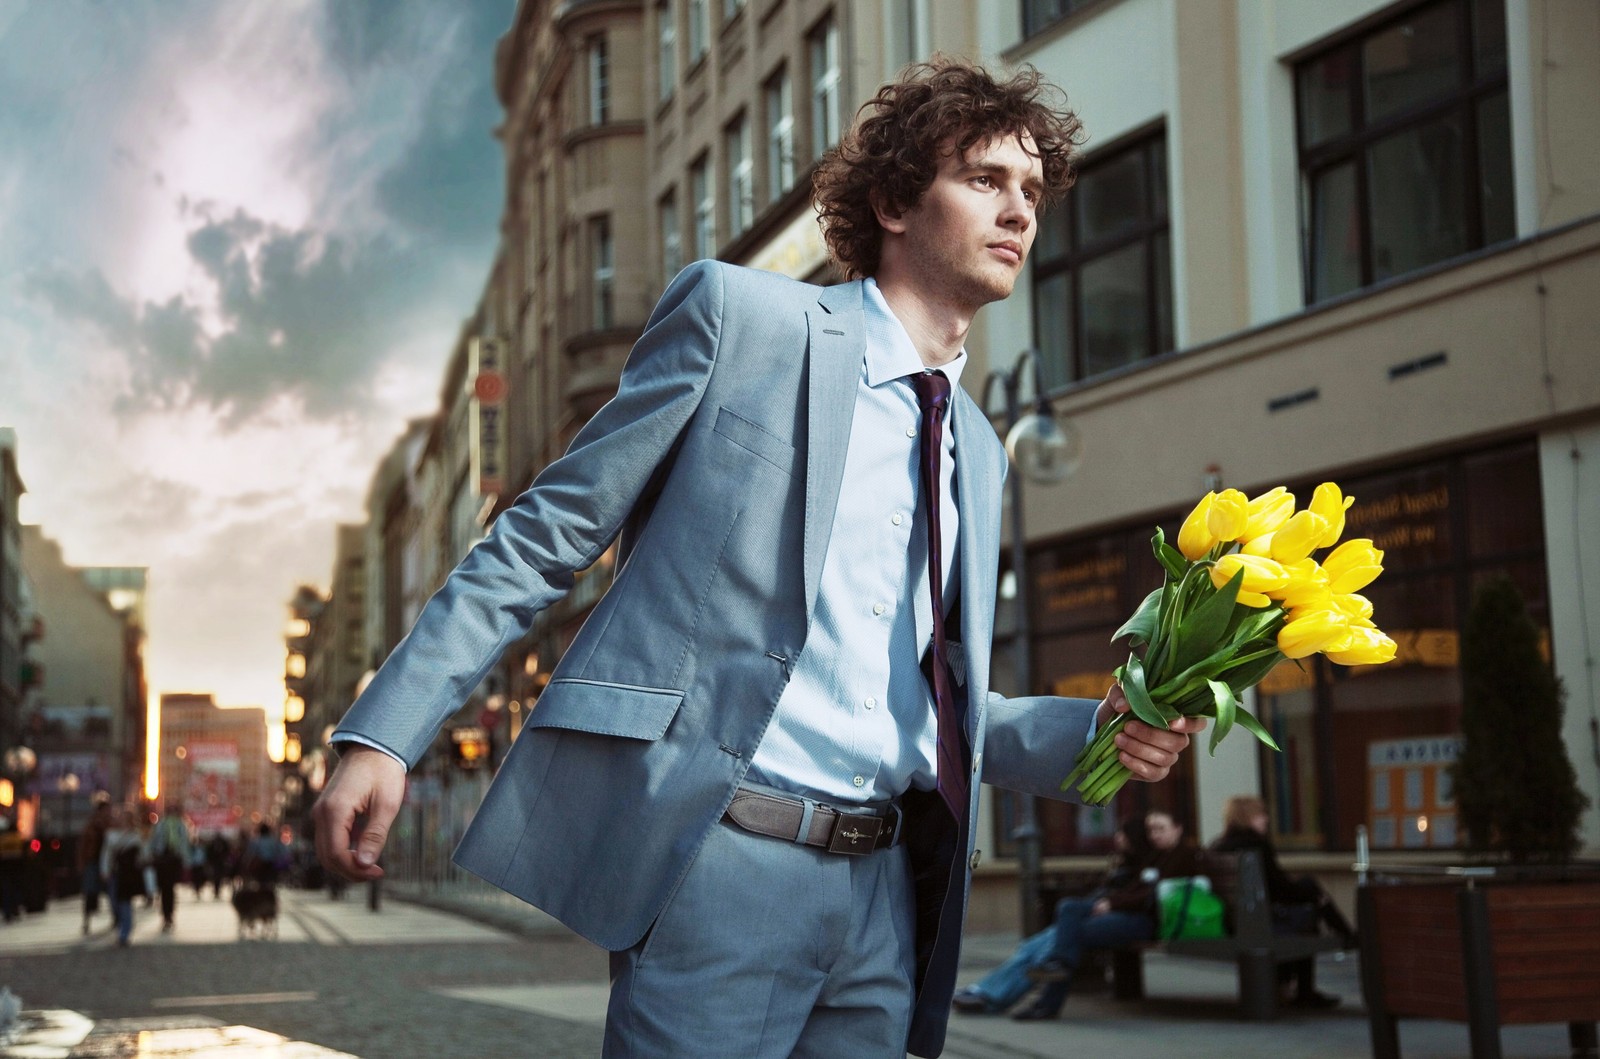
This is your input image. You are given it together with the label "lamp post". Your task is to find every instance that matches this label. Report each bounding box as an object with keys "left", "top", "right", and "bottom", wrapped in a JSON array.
[{"left": 983, "top": 349, "right": 1080, "bottom": 936}]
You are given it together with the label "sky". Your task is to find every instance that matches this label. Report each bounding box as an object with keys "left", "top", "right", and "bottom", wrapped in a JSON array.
[{"left": 0, "top": 0, "right": 516, "bottom": 755}]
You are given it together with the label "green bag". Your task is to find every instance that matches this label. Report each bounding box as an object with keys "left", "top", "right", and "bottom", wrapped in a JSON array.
[{"left": 1157, "top": 876, "right": 1227, "bottom": 940}]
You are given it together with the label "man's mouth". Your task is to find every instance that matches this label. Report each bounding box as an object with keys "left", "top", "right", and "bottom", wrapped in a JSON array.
[{"left": 988, "top": 241, "right": 1023, "bottom": 265}]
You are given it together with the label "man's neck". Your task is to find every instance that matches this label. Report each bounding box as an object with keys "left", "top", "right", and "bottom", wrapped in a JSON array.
[{"left": 870, "top": 273, "right": 972, "bottom": 369}]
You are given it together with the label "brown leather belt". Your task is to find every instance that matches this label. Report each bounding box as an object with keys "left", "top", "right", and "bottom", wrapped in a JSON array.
[{"left": 722, "top": 787, "right": 902, "bottom": 856}]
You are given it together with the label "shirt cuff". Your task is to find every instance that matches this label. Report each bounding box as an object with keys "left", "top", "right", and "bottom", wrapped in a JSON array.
[{"left": 330, "top": 732, "right": 407, "bottom": 770}]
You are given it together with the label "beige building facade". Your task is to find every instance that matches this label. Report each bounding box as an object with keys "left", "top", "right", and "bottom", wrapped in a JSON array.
[
  {"left": 961, "top": 0, "right": 1600, "bottom": 887},
  {"left": 158, "top": 692, "right": 272, "bottom": 835}
]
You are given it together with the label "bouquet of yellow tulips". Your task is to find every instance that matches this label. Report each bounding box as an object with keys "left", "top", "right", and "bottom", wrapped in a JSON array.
[{"left": 1062, "top": 483, "right": 1398, "bottom": 806}]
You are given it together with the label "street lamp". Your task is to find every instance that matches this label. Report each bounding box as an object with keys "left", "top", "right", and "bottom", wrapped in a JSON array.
[{"left": 983, "top": 349, "right": 1081, "bottom": 936}]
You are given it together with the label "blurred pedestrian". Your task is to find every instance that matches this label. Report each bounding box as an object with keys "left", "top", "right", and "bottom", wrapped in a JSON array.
[
  {"left": 148, "top": 802, "right": 191, "bottom": 933},
  {"left": 205, "top": 833, "right": 231, "bottom": 898},
  {"left": 76, "top": 793, "right": 112, "bottom": 935},
  {"left": 100, "top": 806, "right": 146, "bottom": 947},
  {"left": 242, "top": 823, "right": 286, "bottom": 887},
  {"left": 0, "top": 818, "right": 23, "bottom": 923}
]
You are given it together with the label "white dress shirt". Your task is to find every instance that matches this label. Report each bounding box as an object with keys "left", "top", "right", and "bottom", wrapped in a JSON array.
[{"left": 744, "top": 277, "right": 963, "bottom": 804}]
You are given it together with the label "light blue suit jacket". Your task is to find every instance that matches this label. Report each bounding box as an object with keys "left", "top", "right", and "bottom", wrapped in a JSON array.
[{"left": 334, "top": 260, "right": 1096, "bottom": 1056}]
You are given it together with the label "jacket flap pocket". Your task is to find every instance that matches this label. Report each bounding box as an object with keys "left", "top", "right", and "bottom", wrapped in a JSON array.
[
  {"left": 713, "top": 406, "right": 794, "bottom": 471},
  {"left": 528, "top": 679, "right": 684, "bottom": 741}
]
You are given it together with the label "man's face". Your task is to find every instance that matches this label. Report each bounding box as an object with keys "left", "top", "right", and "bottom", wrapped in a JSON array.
[
  {"left": 884, "top": 130, "right": 1043, "bottom": 309},
  {"left": 1146, "top": 812, "right": 1182, "bottom": 851}
]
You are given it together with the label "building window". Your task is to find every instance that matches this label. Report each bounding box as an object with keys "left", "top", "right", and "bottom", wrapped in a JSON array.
[
  {"left": 688, "top": 0, "right": 709, "bottom": 65},
  {"left": 808, "top": 13, "right": 840, "bottom": 158},
  {"left": 657, "top": 0, "right": 676, "bottom": 103},
  {"left": 723, "top": 0, "right": 745, "bottom": 21},
  {"left": 1297, "top": 0, "right": 1511, "bottom": 304},
  {"left": 1022, "top": 0, "right": 1109, "bottom": 40},
  {"left": 660, "top": 189, "right": 682, "bottom": 284},
  {"left": 590, "top": 215, "right": 614, "bottom": 329},
  {"left": 1032, "top": 131, "right": 1172, "bottom": 388},
  {"left": 765, "top": 66, "right": 795, "bottom": 203},
  {"left": 691, "top": 153, "right": 715, "bottom": 260},
  {"left": 587, "top": 34, "right": 609, "bottom": 126},
  {"left": 725, "top": 112, "right": 753, "bottom": 240}
]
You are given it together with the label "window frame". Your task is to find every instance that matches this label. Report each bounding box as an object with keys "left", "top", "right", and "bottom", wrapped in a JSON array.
[
  {"left": 657, "top": 0, "right": 677, "bottom": 104},
  {"left": 659, "top": 188, "right": 683, "bottom": 285},
  {"left": 764, "top": 65, "right": 795, "bottom": 205},
  {"left": 807, "top": 13, "right": 840, "bottom": 160},
  {"left": 589, "top": 214, "right": 614, "bottom": 330},
  {"left": 1295, "top": 0, "right": 1511, "bottom": 305},
  {"left": 691, "top": 153, "right": 715, "bottom": 260},
  {"left": 587, "top": 33, "right": 609, "bottom": 126},
  {"left": 687, "top": 0, "right": 709, "bottom": 66},
  {"left": 725, "top": 111, "right": 754, "bottom": 240},
  {"left": 1030, "top": 129, "right": 1173, "bottom": 389}
]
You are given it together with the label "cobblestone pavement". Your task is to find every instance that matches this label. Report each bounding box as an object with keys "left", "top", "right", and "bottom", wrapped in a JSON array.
[{"left": 0, "top": 887, "right": 609, "bottom": 1058}]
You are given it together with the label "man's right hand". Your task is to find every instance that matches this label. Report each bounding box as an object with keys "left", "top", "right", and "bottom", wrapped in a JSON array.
[{"left": 313, "top": 746, "right": 406, "bottom": 883}]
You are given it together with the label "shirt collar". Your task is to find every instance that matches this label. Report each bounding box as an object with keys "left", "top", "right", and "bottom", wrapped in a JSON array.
[{"left": 860, "top": 277, "right": 968, "bottom": 392}]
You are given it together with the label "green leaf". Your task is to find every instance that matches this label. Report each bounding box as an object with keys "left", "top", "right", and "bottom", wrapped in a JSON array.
[
  {"left": 1233, "top": 705, "right": 1282, "bottom": 752},
  {"left": 1152, "top": 527, "right": 1187, "bottom": 580},
  {"left": 1117, "top": 655, "right": 1175, "bottom": 728},
  {"left": 1226, "top": 605, "right": 1288, "bottom": 647},
  {"left": 1221, "top": 650, "right": 1289, "bottom": 694},
  {"left": 1207, "top": 679, "right": 1237, "bottom": 755},
  {"left": 1112, "top": 587, "right": 1164, "bottom": 647},
  {"left": 1169, "top": 567, "right": 1244, "bottom": 675}
]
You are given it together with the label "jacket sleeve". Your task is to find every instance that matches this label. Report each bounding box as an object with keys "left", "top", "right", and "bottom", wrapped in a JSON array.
[
  {"left": 332, "top": 262, "right": 727, "bottom": 768},
  {"left": 976, "top": 692, "right": 1100, "bottom": 801}
]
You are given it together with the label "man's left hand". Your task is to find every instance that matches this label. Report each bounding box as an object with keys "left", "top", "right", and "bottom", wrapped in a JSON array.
[{"left": 1093, "top": 685, "right": 1206, "bottom": 784}]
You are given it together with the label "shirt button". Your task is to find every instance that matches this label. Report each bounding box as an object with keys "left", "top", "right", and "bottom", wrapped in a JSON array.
[
  {"left": 872, "top": 603, "right": 886, "bottom": 616},
  {"left": 853, "top": 775, "right": 865, "bottom": 788},
  {"left": 891, "top": 513, "right": 903, "bottom": 526},
  {"left": 864, "top": 697, "right": 876, "bottom": 710},
  {"left": 969, "top": 850, "right": 983, "bottom": 870},
  {"left": 906, "top": 426, "right": 916, "bottom": 438}
]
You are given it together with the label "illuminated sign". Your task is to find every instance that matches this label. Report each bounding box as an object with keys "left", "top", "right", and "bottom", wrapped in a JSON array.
[{"left": 469, "top": 337, "right": 509, "bottom": 498}]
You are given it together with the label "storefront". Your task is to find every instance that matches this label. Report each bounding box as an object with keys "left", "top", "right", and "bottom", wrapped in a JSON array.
[{"left": 1001, "top": 437, "right": 1548, "bottom": 858}]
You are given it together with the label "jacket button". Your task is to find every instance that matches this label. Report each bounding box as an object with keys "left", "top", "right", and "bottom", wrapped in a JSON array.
[{"left": 969, "top": 850, "right": 982, "bottom": 870}]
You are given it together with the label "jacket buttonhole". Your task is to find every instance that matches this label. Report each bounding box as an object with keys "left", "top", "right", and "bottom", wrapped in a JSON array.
[{"left": 719, "top": 743, "right": 742, "bottom": 758}]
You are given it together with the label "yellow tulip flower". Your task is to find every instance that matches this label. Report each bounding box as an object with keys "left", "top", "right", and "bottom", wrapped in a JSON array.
[
  {"left": 1324, "top": 539, "right": 1384, "bottom": 594},
  {"left": 1269, "top": 510, "right": 1330, "bottom": 564},
  {"left": 1179, "top": 489, "right": 1250, "bottom": 560},
  {"left": 1241, "top": 533, "right": 1274, "bottom": 558},
  {"left": 1211, "top": 553, "right": 1291, "bottom": 595},
  {"left": 1178, "top": 492, "right": 1217, "bottom": 561},
  {"left": 1324, "top": 626, "right": 1398, "bottom": 666},
  {"left": 1334, "top": 592, "right": 1375, "bottom": 626},
  {"left": 1242, "top": 487, "right": 1295, "bottom": 541},
  {"left": 1270, "top": 559, "right": 1333, "bottom": 609},
  {"left": 1208, "top": 489, "right": 1249, "bottom": 542},
  {"left": 1238, "top": 589, "right": 1274, "bottom": 608},
  {"left": 1278, "top": 609, "right": 1353, "bottom": 660},
  {"left": 1309, "top": 483, "right": 1355, "bottom": 549}
]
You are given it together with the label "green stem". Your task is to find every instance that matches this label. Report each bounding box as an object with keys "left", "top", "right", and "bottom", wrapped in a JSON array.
[{"left": 1084, "top": 763, "right": 1133, "bottom": 806}]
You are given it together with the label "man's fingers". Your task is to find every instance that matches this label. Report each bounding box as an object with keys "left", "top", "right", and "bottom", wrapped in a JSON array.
[
  {"left": 313, "top": 749, "right": 404, "bottom": 882},
  {"left": 354, "top": 784, "right": 401, "bottom": 872}
]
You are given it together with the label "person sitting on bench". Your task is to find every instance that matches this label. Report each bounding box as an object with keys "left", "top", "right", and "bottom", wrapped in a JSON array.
[
  {"left": 1210, "top": 794, "right": 1356, "bottom": 1009},
  {"left": 1015, "top": 809, "right": 1204, "bottom": 1021}
]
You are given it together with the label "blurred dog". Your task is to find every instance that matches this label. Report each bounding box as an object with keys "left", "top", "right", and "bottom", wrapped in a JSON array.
[{"left": 231, "top": 883, "right": 277, "bottom": 940}]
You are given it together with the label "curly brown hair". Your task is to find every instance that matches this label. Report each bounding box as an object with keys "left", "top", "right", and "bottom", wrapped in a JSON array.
[{"left": 812, "top": 57, "right": 1084, "bottom": 280}]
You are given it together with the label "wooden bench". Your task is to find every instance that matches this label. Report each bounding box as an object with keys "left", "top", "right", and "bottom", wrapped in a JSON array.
[{"left": 1107, "top": 849, "right": 1350, "bottom": 1019}]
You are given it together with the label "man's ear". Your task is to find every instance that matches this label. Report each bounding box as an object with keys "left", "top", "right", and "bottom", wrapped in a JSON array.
[{"left": 871, "top": 191, "right": 908, "bottom": 234}]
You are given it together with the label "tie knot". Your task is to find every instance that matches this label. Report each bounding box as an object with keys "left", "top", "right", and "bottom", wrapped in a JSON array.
[{"left": 912, "top": 370, "right": 951, "bottom": 413}]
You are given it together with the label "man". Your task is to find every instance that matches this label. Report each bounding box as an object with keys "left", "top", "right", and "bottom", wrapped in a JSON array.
[
  {"left": 148, "top": 801, "right": 191, "bottom": 933},
  {"left": 75, "top": 793, "right": 111, "bottom": 935},
  {"left": 316, "top": 59, "right": 1202, "bottom": 1057},
  {"left": 1017, "top": 809, "right": 1205, "bottom": 1019}
]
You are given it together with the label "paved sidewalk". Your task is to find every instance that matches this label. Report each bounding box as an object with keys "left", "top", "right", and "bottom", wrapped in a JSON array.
[{"left": 388, "top": 882, "right": 1585, "bottom": 1059}]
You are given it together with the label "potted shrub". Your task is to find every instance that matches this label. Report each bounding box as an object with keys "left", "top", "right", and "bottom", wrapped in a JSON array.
[{"left": 1358, "top": 578, "right": 1598, "bottom": 1059}]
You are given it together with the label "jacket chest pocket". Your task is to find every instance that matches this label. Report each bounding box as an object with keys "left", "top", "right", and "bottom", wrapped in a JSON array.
[{"left": 713, "top": 406, "right": 794, "bottom": 475}]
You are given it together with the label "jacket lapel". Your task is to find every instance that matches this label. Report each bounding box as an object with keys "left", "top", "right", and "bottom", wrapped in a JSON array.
[
  {"left": 804, "top": 282, "right": 865, "bottom": 615},
  {"left": 949, "top": 387, "right": 1000, "bottom": 738}
]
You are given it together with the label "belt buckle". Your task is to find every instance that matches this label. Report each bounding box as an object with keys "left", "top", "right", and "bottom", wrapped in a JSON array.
[{"left": 827, "top": 812, "right": 883, "bottom": 855}]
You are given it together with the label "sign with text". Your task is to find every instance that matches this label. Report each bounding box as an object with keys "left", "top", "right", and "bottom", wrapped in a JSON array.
[{"left": 469, "top": 336, "right": 509, "bottom": 498}]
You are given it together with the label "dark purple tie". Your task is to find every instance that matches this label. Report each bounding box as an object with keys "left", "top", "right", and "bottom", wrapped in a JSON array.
[{"left": 912, "top": 370, "right": 968, "bottom": 822}]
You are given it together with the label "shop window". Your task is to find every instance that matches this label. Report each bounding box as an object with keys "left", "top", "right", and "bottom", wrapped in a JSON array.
[
  {"left": 1255, "top": 439, "right": 1547, "bottom": 852},
  {"left": 1032, "top": 131, "right": 1172, "bottom": 389},
  {"left": 1297, "top": 0, "right": 1512, "bottom": 304}
]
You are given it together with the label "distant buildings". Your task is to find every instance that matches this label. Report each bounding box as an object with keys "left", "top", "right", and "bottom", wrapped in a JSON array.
[{"left": 157, "top": 692, "right": 271, "bottom": 834}]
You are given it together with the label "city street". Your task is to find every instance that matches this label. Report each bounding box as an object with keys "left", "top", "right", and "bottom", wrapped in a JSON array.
[
  {"left": 3, "top": 884, "right": 1588, "bottom": 1058},
  {"left": 0, "top": 886, "right": 609, "bottom": 1057}
]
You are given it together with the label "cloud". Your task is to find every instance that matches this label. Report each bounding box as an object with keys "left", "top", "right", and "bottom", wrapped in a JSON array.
[{"left": 23, "top": 205, "right": 449, "bottom": 423}]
